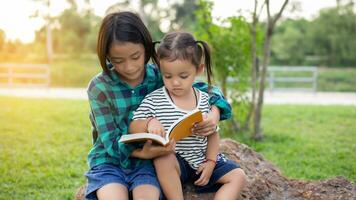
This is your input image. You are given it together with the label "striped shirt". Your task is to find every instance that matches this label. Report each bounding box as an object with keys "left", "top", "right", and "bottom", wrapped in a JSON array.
[{"left": 133, "top": 87, "right": 211, "bottom": 169}]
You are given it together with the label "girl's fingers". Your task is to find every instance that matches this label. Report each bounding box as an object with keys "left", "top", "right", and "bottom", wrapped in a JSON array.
[
  {"left": 194, "top": 126, "right": 216, "bottom": 136},
  {"left": 194, "top": 175, "right": 207, "bottom": 186}
]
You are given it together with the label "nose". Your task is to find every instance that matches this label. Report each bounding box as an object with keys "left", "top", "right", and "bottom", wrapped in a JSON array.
[
  {"left": 172, "top": 78, "right": 180, "bottom": 86},
  {"left": 123, "top": 60, "right": 131, "bottom": 69}
]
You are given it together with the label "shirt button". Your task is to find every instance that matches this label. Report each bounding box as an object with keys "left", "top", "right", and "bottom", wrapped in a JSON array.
[{"left": 131, "top": 90, "right": 135, "bottom": 94}]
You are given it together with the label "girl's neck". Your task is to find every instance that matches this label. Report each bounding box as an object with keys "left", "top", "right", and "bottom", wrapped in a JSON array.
[
  {"left": 166, "top": 87, "right": 198, "bottom": 111},
  {"left": 117, "top": 70, "right": 145, "bottom": 87}
]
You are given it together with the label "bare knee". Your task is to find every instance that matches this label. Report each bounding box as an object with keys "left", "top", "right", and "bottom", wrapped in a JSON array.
[
  {"left": 231, "top": 168, "right": 247, "bottom": 186},
  {"left": 219, "top": 168, "right": 247, "bottom": 186},
  {"left": 97, "top": 183, "right": 128, "bottom": 200},
  {"left": 154, "top": 153, "right": 178, "bottom": 170},
  {"left": 133, "top": 185, "right": 160, "bottom": 200}
]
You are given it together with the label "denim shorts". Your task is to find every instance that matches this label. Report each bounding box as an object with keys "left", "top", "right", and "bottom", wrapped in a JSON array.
[
  {"left": 85, "top": 163, "right": 161, "bottom": 200},
  {"left": 177, "top": 153, "right": 240, "bottom": 193}
]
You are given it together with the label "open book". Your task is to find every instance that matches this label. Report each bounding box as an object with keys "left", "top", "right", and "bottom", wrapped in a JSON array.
[{"left": 119, "top": 110, "right": 203, "bottom": 146}]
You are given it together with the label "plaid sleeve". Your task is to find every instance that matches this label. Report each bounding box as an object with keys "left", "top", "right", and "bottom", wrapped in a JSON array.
[
  {"left": 88, "top": 86, "right": 135, "bottom": 165},
  {"left": 193, "top": 82, "right": 232, "bottom": 120}
]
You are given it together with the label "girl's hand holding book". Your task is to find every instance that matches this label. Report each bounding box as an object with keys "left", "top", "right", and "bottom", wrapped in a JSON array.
[
  {"left": 192, "top": 112, "right": 219, "bottom": 136},
  {"left": 132, "top": 139, "right": 176, "bottom": 159},
  {"left": 147, "top": 117, "right": 166, "bottom": 137}
]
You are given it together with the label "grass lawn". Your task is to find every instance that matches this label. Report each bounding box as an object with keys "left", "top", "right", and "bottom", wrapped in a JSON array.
[
  {"left": 0, "top": 96, "right": 355, "bottom": 199},
  {"left": 224, "top": 105, "right": 356, "bottom": 182},
  {"left": 318, "top": 67, "right": 356, "bottom": 92}
]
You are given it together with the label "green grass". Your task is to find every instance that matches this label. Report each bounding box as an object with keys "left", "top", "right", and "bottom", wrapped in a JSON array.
[
  {"left": 0, "top": 97, "right": 355, "bottom": 199},
  {"left": 224, "top": 105, "right": 356, "bottom": 181},
  {"left": 318, "top": 67, "right": 356, "bottom": 92},
  {"left": 0, "top": 97, "right": 92, "bottom": 200}
]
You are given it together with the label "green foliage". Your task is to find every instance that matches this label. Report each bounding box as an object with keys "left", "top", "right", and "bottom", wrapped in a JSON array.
[
  {"left": 0, "top": 41, "right": 47, "bottom": 63},
  {"left": 171, "top": 0, "right": 199, "bottom": 32},
  {"left": 33, "top": 3, "right": 101, "bottom": 55},
  {"left": 271, "top": 4, "right": 356, "bottom": 67},
  {"left": 195, "top": 1, "right": 252, "bottom": 88},
  {"left": 271, "top": 19, "right": 311, "bottom": 65},
  {"left": 222, "top": 105, "right": 356, "bottom": 181},
  {"left": 309, "top": 5, "right": 356, "bottom": 67},
  {"left": 195, "top": 0, "right": 253, "bottom": 130},
  {"left": 50, "top": 54, "right": 101, "bottom": 87}
]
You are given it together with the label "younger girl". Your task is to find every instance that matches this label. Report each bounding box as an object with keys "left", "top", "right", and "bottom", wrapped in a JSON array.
[
  {"left": 130, "top": 32, "right": 246, "bottom": 200},
  {"left": 85, "top": 11, "right": 232, "bottom": 200}
]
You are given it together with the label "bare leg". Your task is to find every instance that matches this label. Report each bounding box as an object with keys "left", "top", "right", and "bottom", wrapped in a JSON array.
[
  {"left": 154, "top": 153, "right": 184, "bottom": 200},
  {"left": 214, "top": 168, "right": 246, "bottom": 200},
  {"left": 97, "top": 183, "right": 129, "bottom": 200},
  {"left": 132, "top": 184, "right": 160, "bottom": 200}
]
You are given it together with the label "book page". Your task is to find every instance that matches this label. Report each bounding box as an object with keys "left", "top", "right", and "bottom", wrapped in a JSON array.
[{"left": 119, "top": 133, "right": 169, "bottom": 146}]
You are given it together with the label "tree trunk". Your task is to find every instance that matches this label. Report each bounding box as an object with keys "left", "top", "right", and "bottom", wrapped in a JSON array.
[
  {"left": 221, "top": 76, "right": 227, "bottom": 97},
  {"left": 253, "top": 27, "right": 273, "bottom": 140},
  {"left": 245, "top": 15, "right": 258, "bottom": 131},
  {"left": 252, "top": 0, "right": 289, "bottom": 140},
  {"left": 46, "top": 23, "right": 53, "bottom": 63},
  {"left": 45, "top": 0, "right": 53, "bottom": 63}
]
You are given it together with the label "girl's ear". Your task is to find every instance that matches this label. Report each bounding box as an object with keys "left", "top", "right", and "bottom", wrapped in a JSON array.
[{"left": 197, "top": 63, "right": 205, "bottom": 75}]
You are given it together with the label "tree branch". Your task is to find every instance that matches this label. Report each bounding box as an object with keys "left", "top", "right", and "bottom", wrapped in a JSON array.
[{"left": 271, "top": 0, "right": 289, "bottom": 27}]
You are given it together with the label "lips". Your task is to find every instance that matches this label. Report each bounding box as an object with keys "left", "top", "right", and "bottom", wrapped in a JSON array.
[{"left": 172, "top": 88, "right": 183, "bottom": 91}]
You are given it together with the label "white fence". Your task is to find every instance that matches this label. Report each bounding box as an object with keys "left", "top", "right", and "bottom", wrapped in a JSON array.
[
  {"left": 267, "top": 66, "right": 317, "bottom": 92},
  {"left": 225, "top": 66, "right": 318, "bottom": 92},
  {"left": 0, "top": 64, "right": 50, "bottom": 87}
]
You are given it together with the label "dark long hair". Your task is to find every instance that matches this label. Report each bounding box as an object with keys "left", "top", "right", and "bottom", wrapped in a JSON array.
[
  {"left": 156, "top": 31, "right": 213, "bottom": 87},
  {"left": 97, "top": 11, "right": 159, "bottom": 75}
]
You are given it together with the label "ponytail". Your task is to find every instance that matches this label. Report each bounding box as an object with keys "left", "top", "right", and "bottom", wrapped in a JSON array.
[{"left": 196, "top": 40, "right": 213, "bottom": 91}]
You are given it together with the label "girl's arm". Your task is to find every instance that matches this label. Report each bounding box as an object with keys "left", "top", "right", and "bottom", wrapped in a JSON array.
[
  {"left": 129, "top": 119, "right": 148, "bottom": 133},
  {"left": 193, "top": 82, "right": 231, "bottom": 120},
  {"left": 88, "top": 86, "right": 136, "bottom": 165},
  {"left": 206, "top": 132, "right": 220, "bottom": 162},
  {"left": 192, "top": 83, "right": 231, "bottom": 136},
  {"left": 129, "top": 118, "right": 165, "bottom": 136}
]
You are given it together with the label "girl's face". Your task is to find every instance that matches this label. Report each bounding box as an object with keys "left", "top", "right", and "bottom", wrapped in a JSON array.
[
  {"left": 160, "top": 59, "right": 203, "bottom": 97},
  {"left": 108, "top": 42, "right": 145, "bottom": 86}
]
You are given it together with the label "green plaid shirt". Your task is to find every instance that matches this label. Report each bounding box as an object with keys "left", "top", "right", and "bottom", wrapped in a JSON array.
[{"left": 87, "top": 64, "right": 231, "bottom": 169}]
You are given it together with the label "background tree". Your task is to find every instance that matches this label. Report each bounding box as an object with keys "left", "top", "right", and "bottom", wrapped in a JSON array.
[
  {"left": 270, "top": 0, "right": 356, "bottom": 67},
  {"left": 270, "top": 19, "right": 310, "bottom": 65},
  {"left": 0, "top": 29, "right": 5, "bottom": 52},
  {"left": 309, "top": 3, "right": 356, "bottom": 67},
  {"left": 253, "top": 0, "right": 289, "bottom": 140},
  {"left": 32, "top": 0, "right": 54, "bottom": 62},
  {"left": 195, "top": 0, "right": 252, "bottom": 131},
  {"left": 171, "top": 0, "right": 199, "bottom": 31},
  {"left": 245, "top": 0, "right": 264, "bottom": 132}
]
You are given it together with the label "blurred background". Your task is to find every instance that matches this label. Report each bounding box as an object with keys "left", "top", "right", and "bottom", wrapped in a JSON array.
[
  {"left": 0, "top": 0, "right": 355, "bottom": 90},
  {"left": 0, "top": 0, "right": 355, "bottom": 199}
]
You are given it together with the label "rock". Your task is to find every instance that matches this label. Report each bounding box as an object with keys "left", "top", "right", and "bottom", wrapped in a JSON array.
[{"left": 75, "top": 139, "right": 355, "bottom": 200}]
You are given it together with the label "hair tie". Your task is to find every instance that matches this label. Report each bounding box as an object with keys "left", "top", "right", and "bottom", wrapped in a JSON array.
[{"left": 153, "top": 41, "right": 161, "bottom": 47}]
